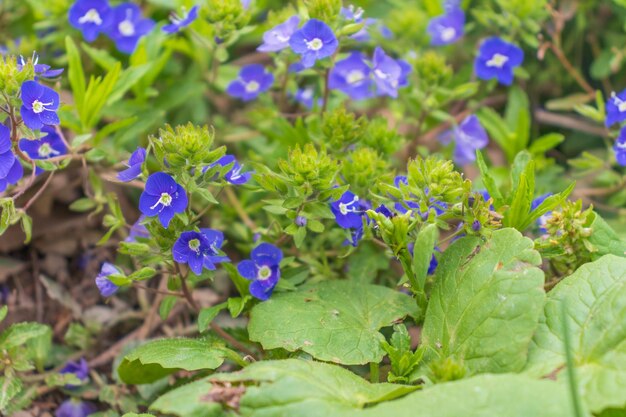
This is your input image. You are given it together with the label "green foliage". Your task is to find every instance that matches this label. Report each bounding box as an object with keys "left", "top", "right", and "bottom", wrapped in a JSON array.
[
  {"left": 305, "top": 0, "right": 342, "bottom": 22},
  {"left": 382, "top": 324, "right": 425, "bottom": 383}
]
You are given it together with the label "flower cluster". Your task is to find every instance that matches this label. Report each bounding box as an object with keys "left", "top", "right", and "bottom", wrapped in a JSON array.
[{"left": 69, "top": 0, "right": 155, "bottom": 54}]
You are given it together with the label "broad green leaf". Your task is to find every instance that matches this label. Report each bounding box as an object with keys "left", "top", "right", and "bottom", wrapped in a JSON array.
[
  {"left": 0, "top": 322, "right": 51, "bottom": 349},
  {"left": 412, "top": 224, "right": 439, "bottom": 292},
  {"left": 248, "top": 281, "right": 418, "bottom": 365},
  {"left": 0, "top": 377, "right": 22, "bottom": 412},
  {"left": 118, "top": 338, "right": 227, "bottom": 384},
  {"left": 588, "top": 213, "right": 626, "bottom": 259},
  {"left": 422, "top": 228, "right": 545, "bottom": 374},
  {"left": 349, "top": 374, "right": 574, "bottom": 417},
  {"left": 525, "top": 255, "right": 626, "bottom": 413},
  {"left": 152, "top": 359, "right": 417, "bottom": 417}
]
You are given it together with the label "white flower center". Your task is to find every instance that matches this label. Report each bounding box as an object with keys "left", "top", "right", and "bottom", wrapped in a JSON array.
[
  {"left": 230, "top": 165, "right": 243, "bottom": 180},
  {"left": 347, "top": 70, "right": 365, "bottom": 85},
  {"left": 440, "top": 27, "right": 456, "bottom": 42},
  {"left": 274, "top": 31, "right": 290, "bottom": 43},
  {"left": 150, "top": 192, "right": 173, "bottom": 209},
  {"left": 613, "top": 93, "right": 626, "bottom": 112},
  {"left": 37, "top": 143, "right": 59, "bottom": 158},
  {"left": 119, "top": 11, "right": 136, "bottom": 37},
  {"left": 188, "top": 238, "right": 201, "bottom": 253},
  {"left": 300, "top": 89, "right": 313, "bottom": 100},
  {"left": 79, "top": 9, "right": 103, "bottom": 25},
  {"left": 257, "top": 265, "right": 272, "bottom": 281},
  {"left": 486, "top": 53, "right": 509, "bottom": 68},
  {"left": 617, "top": 141, "right": 626, "bottom": 150},
  {"left": 374, "top": 69, "right": 388, "bottom": 80},
  {"left": 306, "top": 38, "right": 323, "bottom": 51},
  {"left": 245, "top": 81, "right": 260, "bottom": 93},
  {"left": 31, "top": 100, "right": 52, "bottom": 114},
  {"left": 338, "top": 196, "right": 359, "bottom": 215}
]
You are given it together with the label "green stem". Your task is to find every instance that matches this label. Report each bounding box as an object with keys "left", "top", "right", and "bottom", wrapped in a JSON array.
[{"left": 369, "top": 362, "right": 380, "bottom": 383}]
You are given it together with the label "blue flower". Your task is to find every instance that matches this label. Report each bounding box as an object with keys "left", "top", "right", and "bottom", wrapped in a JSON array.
[
  {"left": 241, "top": 0, "right": 251, "bottom": 8},
  {"left": 226, "top": 64, "right": 274, "bottom": 102},
  {"left": 439, "top": 114, "right": 488, "bottom": 165},
  {"left": 531, "top": 193, "right": 552, "bottom": 232},
  {"left": 295, "top": 215, "right": 307, "bottom": 227},
  {"left": 341, "top": 6, "right": 376, "bottom": 42},
  {"left": 329, "top": 52, "right": 374, "bottom": 100},
  {"left": 107, "top": 3, "right": 155, "bottom": 54},
  {"left": 427, "top": 7, "right": 464, "bottom": 46},
  {"left": 69, "top": 0, "right": 112, "bottom": 42},
  {"left": 117, "top": 147, "right": 146, "bottom": 182},
  {"left": 139, "top": 172, "right": 188, "bottom": 228},
  {"left": 19, "top": 126, "right": 68, "bottom": 170},
  {"left": 55, "top": 399, "right": 97, "bottom": 417},
  {"left": 95, "top": 262, "right": 121, "bottom": 297},
  {"left": 173, "top": 229, "right": 229, "bottom": 275},
  {"left": 60, "top": 358, "right": 89, "bottom": 388},
  {"left": 289, "top": 19, "right": 338, "bottom": 68},
  {"left": 375, "top": 204, "right": 395, "bottom": 218},
  {"left": 18, "top": 53, "right": 64, "bottom": 78},
  {"left": 20, "top": 80, "right": 60, "bottom": 130},
  {"left": 331, "top": 191, "right": 368, "bottom": 229},
  {"left": 210, "top": 155, "right": 252, "bottom": 185},
  {"left": 372, "top": 47, "right": 409, "bottom": 98},
  {"left": 474, "top": 37, "right": 524, "bottom": 86},
  {"left": 163, "top": 5, "right": 199, "bottom": 34},
  {"left": 0, "top": 124, "right": 17, "bottom": 180},
  {"left": 605, "top": 89, "right": 626, "bottom": 127},
  {"left": 237, "top": 243, "right": 282, "bottom": 301},
  {"left": 125, "top": 216, "right": 149, "bottom": 242},
  {"left": 257, "top": 15, "right": 300, "bottom": 52},
  {"left": 614, "top": 127, "right": 626, "bottom": 166},
  {"left": 293, "top": 87, "right": 319, "bottom": 109}
]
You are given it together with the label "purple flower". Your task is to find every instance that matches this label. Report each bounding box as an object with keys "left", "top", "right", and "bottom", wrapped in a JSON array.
[
  {"left": 293, "top": 87, "right": 318, "bottom": 109},
  {"left": 372, "top": 47, "right": 408, "bottom": 98},
  {"left": 289, "top": 19, "right": 338, "bottom": 68},
  {"left": 427, "top": 8, "right": 465, "bottom": 46},
  {"left": 138, "top": 172, "right": 188, "bottom": 228},
  {"left": 125, "top": 216, "right": 149, "bottom": 242},
  {"left": 107, "top": 3, "right": 155, "bottom": 54},
  {"left": 439, "top": 114, "right": 489, "bottom": 165},
  {"left": 241, "top": 0, "right": 251, "bottom": 8},
  {"left": 614, "top": 127, "right": 626, "bottom": 166},
  {"left": 18, "top": 53, "right": 64, "bottom": 78},
  {"left": 173, "top": 229, "right": 229, "bottom": 275},
  {"left": 209, "top": 155, "right": 252, "bottom": 185},
  {"left": 395, "top": 175, "right": 408, "bottom": 187},
  {"left": 19, "top": 126, "right": 68, "bottom": 163},
  {"left": 20, "top": 80, "right": 60, "bottom": 130},
  {"left": 68, "top": 0, "right": 112, "bottom": 42},
  {"left": 295, "top": 215, "right": 307, "bottom": 227},
  {"left": 329, "top": 52, "right": 374, "bottom": 100},
  {"left": 605, "top": 89, "right": 626, "bottom": 127},
  {"left": 60, "top": 358, "right": 89, "bottom": 388},
  {"left": 226, "top": 64, "right": 274, "bottom": 102},
  {"left": 474, "top": 37, "right": 524, "bottom": 86},
  {"left": 95, "top": 262, "right": 121, "bottom": 297},
  {"left": 163, "top": 6, "right": 199, "bottom": 34},
  {"left": 117, "top": 147, "right": 146, "bottom": 182},
  {"left": 331, "top": 191, "right": 366, "bottom": 229},
  {"left": 55, "top": 399, "right": 97, "bottom": 417},
  {"left": 257, "top": 15, "right": 300, "bottom": 52},
  {"left": 237, "top": 243, "right": 282, "bottom": 301}
]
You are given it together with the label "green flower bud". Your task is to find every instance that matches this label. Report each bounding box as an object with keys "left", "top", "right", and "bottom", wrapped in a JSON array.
[
  {"left": 322, "top": 108, "right": 367, "bottom": 150},
  {"left": 404, "top": 156, "right": 470, "bottom": 207},
  {"left": 342, "top": 148, "right": 392, "bottom": 196},
  {"left": 429, "top": 356, "right": 467, "bottom": 383},
  {"left": 206, "top": 0, "right": 250, "bottom": 33},
  {"left": 305, "top": 0, "right": 342, "bottom": 22},
  {"left": 414, "top": 51, "right": 453, "bottom": 87},
  {"left": 277, "top": 144, "right": 340, "bottom": 196}
]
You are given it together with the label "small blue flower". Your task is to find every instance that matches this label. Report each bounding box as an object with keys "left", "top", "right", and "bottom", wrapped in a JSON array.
[
  {"left": 614, "top": 127, "right": 626, "bottom": 166},
  {"left": 117, "top": 147, "right": 146, "bottom": 182},
  {"left": 329, "top": 52, "right": 374, "bottom": 100},
  {"left": 173, "top": 229, "right": 229, "bottom": 275},
  {"left": 20, "top": 80, "right": 60, "bottom": 130},
  {"left": 55, "top": 399, "right": 97, "bottom": 417},
  {"left": 295, "top": 215, "right": 307, "bottom": 227},
  {"left": 69, "top": 0, "right": 112, "bottom": 42},
  {"left": 107, "top": 3, "right": 155, "bottom": 54},
  {"left": 605, "top": 89, "right": 626, "bottom": 127},
  {"left": 19, "top": 126, "right": 67, "bottom": 161},
  {"left": 139, "top": 172, "right": 188, "bottom": 228},
  {"left": 331, "top": 191, "right": 367, "bottom": 229},
  {"left": 344, "top": 226, "right": 364, "bottom": 247},
  {"left": 163, "top": 5, "right": 199, "bottom": 34},
  {"left": 226, "top": 64, "right": 274, "bottom": 102},
  {"left": 293, "top": 87, "right": 319, "bottom": 109},
  {"left": 375, "top": 204, "right": 395, "bottom": 219},
  {"left": 237, "top": 243, "right": 283, "bottom": 301},
  {"left": 531, "top": 193, "right": 552, "bottom": 232},
  {"left": 241, "top": 0, "right": 251, "bottom": 8},
  {"left": 289, "top": 19, "right": 338, "bottom": 68},
  {"left": 474, "top": 37, "right": 524, "bottom": 86},
  {"left": 257, "top": 15, "right": 300, "bottom": 52},
  {"left": 95, "top": 262, "right": 121, "bottom": 297},
  {"left": 60, "top": 358, "right": 89, "bottom": 389},
  {"left": 372, "top": 47, "right": 409, "bottom": 98},
  {"left": 341, "top": 6, "right": 376, "bottom": 42},
  {"left": 18, "top": 53, "right": 64, "bottom": 78},
  {"left": 439, "top": 114, "right": 488, "bottom": 165},
  {"left": 0, "top": 124, "right": 16, "bottom": 180},
  {"left": 210, "top": 155, "right": 252, "bottom": 185},
  {"left": 125, "top": 215, "right": 149, "bottom": 242},
  {"left": 427, "top": 7, "right": 464, "bottom": 46}
]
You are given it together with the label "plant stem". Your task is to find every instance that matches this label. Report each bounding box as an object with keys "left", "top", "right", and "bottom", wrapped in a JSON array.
[{"left": 369, "top": 362, "right": 380, "bottom": 383}]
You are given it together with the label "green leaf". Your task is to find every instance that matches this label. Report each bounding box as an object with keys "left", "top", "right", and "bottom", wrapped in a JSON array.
[
  {"left": 503, "top": 159, "right": 535, "bottom": 230},
  {"left": 422, "top": 228, "right": 545, "bottom": 374},
  {"left": 412, "top": 224, "right": 439, "bottom": 292},
  {"left": 351, "top": 374, "right": 573, "bottom": 417},
  {"left": 248, "top": 281, "right": 418, "bottom": 365},
  {"left": 588, "top": 213, "right": 626, "bottom": 259},
  {"left": 475, "top": 151, "right": 504, "bottom": 207},
  {"left": 198, "top": 303, "right": 227, "bottom": 332},
  {"left": 529, "top": 133, "right": 565, "bottom": 155},
  {"left": 521, "top": 182, "right": 575, "bottom": 231},
  {"left": 159, "top": 296, "right": 178, "bottom": 321},
  {"left": 0, "top": 377, "right": 22, "bottom": 412},
  {"left": 525, "top": 255, "right": 626, "bottom": 413},
  {"left": 0, "top": 306, "right": 7, "bottom": 323},
  {"left": 152, "top": 359, "right": 417, "bottom": 417},
  {"left": 118, "top": 338, "right": 227, "bottom": 384},
  {"left": 0, "top": 322, "right": 51, "bottom": 349},
  {"left": 65, "top": 36, "right": 86, "bottom": 110}
]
